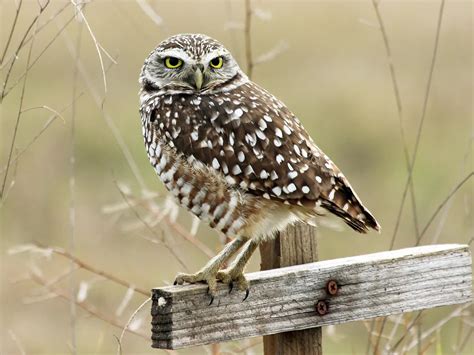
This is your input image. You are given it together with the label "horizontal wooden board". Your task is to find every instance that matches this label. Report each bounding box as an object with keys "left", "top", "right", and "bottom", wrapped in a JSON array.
[{"left": 151, "top": 244, "right": 472, "bottom": 349}]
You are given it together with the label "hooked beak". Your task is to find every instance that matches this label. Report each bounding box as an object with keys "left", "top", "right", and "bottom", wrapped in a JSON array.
[{"left": 194, "top": 67, "right": 203, "bottom": 90}]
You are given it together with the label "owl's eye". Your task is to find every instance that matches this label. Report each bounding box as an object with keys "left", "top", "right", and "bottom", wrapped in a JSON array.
[
  {"left": 209, "top": 57, "right": 224, "bottom": 69},
  {"left": 164, "top": 57, "right": 183, "bottom": 69}
]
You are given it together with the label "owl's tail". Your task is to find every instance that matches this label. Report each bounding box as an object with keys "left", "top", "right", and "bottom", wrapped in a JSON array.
[{"left": 319, "top": 177, "right": 381, "bottom": 234}]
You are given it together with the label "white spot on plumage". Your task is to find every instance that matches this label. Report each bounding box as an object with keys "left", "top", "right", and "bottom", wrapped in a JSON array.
[
  {"left": 328, "top": 189, "right": 335, "bottom": 200},
  {"left": 212, "top": 158, "right": 220, "bottom": 170},
  {"left": 316, "top": 176, "right": 322, "bottom": 183},
  {"left": 287, "top": 183, "right": 297, "bottom": 193},
  {"left": 276, "top": 154, "right": 284, "bottom": 164},
  {"left": 302, "top": 186, "right": 310, "bottom": 194},
  {"left": 288, "top": 171, "right": 298, "bottom": 179},
  {"left": 272, "top": 186, "right": 282, "bottom": 196},
  {"left": 232, "top": 165, "right": 242, "bottom": 175},
  {"left": 238, "top": 151, "right": 245, "bottom": 162},
  {"left": 275, "top": 127, "right": 283, "bottom": 138}
]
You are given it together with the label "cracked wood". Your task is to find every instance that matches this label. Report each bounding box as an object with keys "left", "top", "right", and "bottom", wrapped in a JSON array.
[{"left": 151, "top": 244, "right": 472, "bottom": 349}]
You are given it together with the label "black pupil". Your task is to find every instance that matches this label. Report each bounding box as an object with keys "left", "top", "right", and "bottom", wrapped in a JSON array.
[
  {"left": 168, "top": 57, "right": 179, "bottom": 66},
  {"left": 211, "top": 57, "right": 221, "bottom": 66}
]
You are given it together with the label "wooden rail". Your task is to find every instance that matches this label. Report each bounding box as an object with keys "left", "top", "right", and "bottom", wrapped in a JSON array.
[{"left": 151, "top": 244, "right": 472, "bottom": 349}]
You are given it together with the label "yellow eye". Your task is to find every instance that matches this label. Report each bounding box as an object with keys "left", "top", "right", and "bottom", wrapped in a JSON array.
[
  {"left": 164, "top": 57, "right": 183, "bottom": 69},
  {"left": 209, "top": 56, "right": 223, "bottom": 69}
]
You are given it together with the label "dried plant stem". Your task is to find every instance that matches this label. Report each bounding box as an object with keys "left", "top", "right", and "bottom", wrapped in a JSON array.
[
  {"left": 371, "top": 0, "right": 420, "bottom": 249},
  {"left": 0, "top": 20, "right": 37, "bottom": 200},
  {"left": 0, "top": 2, "right": 71, "bottom": 70},
  {"left": 393, "top": 0, "right": 446, "bottom": 249},
  {"left": 68, "top": 18, "right": 84, "bottom": 355},
  {"left": 30, "top": 273, "right": 148, "bottom": 340},
  {"left": 33, "top": 243, "right": 150, "bottom": 296},
  {"left": 0, "top": 0, "right": 50, "bottom": 101},
  {"left": 116, "top": 184, "right": 190, "bottom": 272},
  {"left": 116, "top": 297, "right": 152, "bottom": 355},
  {"left": 416, "top": 171, "right": 473, "bottom": 245},
  {"left": 2, "top": 13, "right": 77, "bottom": 98},
  {"left": 0, "top": 96, "right": 83, "bottom": 176},
  {"left": 244, "top": 0, "right": 253, "bottom": 79},
  {"left": 0, "top": 0, "right": 23, "bottom": 65}
]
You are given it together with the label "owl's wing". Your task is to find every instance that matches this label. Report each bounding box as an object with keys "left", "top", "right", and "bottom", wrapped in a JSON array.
[{"left": 146, "top": 81, "right": 380, "bottom": 232}]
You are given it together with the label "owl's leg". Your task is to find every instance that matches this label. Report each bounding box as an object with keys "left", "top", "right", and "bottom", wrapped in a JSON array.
[
  {"left": 174, "top": 236, "right": 246, "bottom": 298},
  {"left": 216, "top": 238, "right": 259, "bottom": 299}
]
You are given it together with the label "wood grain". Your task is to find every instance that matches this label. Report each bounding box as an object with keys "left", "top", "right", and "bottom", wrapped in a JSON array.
[
  {"left": 151, "top": 244, "right": 472, "bottom": 349},
  {"left": 259, "top": 223, "right": 322, "bottom": 355}
]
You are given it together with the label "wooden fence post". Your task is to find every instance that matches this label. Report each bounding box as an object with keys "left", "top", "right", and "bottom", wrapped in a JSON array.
[{"left": 259, "top": 223, "right": 322, "bottom": 355}]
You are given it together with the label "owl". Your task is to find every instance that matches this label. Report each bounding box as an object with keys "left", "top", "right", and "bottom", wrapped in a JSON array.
[{"left": 139, "top": 34, "right": 380, "bottom": 302}]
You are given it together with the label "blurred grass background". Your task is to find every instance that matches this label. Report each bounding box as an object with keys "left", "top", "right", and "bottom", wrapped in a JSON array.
[{"left": 1, "top": 0, "right": 472, "bottom": 354}]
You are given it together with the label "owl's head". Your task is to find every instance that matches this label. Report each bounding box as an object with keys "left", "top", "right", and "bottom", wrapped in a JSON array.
[{"left": 140, "top": 34, "right": 245, "bottom": 94}]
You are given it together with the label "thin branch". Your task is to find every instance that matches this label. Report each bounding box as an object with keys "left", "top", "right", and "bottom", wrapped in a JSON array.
[
  {"left": 0, "top": 19, "right": 37, "bottom": 201},
  {"left": 0, "top": 0, "right": 23, "bottom": 65},
  {"left": 0, "top": 0, "right": 50, "bottom": 101},
  {"left": 115, "top": 183, "right": 191, "bottom": 272},
  {"left": 403, "top": 304, "right": 471, "bottom": 352},
  {"left": 0, "top": 95, "right": 83, "bottom": 176},
  {"left": 117, "top": 297, "right": 152, "bottom": 355},
  {"left": 1, "top": 1, "right": 71, "bottom": 70},
  {"left": 60, "top": 28, "right": 147, "bottom": 190},
  {"left": 371, "top": 0, "right": 420, "bottom": 250},
  {"left": 389, "top": 0, "right": 446, "bottom": 249},
  {"left": 388, "top": 311, "right": 423, "bottom": 353},
  {"left": 244, "top": 0, "right": 253, "bottom": 79},
  {"left": 71, "top": 0, "right": 116, "bottom": 94},
  {"left": 2, "top": 13, "right": 77, "bottom": 98},
  {"left": 29, "top": 272, "right": 148, "bottom": 340},
  {"left": 68, "top": 18, "right": 84, "bottom": 355},
  {"left": 32, "top": 242, "right": 150, "bottom": 296},
  {"left": 416, "top": 172, "right": 473, "bottom": 245}
]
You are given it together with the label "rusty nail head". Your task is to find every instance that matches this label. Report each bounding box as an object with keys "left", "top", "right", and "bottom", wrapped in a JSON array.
[
  {"left": 316, "top": 300, "right": 328, "bottom": 315},
  {"left": 327, "top": 280, "right": 338, "bottom": 296}
]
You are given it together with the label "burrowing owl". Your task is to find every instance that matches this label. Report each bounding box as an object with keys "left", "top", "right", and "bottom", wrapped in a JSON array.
[{"left": 139, "top": 34, "right": 380, "bottom": 301}]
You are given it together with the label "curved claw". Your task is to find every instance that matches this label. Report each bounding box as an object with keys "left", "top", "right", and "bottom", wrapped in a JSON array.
[
  {"left": 208, "top": 295, "right": 214, "bottom": 306},
  {"left": 243, "top": 289, "right": 250, "bottom": 301},
  {"left": 228, "top": 281, "right": 234, "bottom": 294},
  {"left": 173, "top": 280, "right": 178, "bottom": 286}
]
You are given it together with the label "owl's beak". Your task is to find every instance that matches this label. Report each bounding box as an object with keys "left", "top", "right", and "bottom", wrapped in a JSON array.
[{"left": 194, "top": 67, "right": 203, "bottom": 90}]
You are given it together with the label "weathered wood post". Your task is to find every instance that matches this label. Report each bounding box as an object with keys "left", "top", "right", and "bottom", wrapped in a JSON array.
[
  {"left": 151, "top": 244, "right": 472, "bottom": 349},
  {"left": 260, "top": 223, "right": 322, "bottom": 355}
]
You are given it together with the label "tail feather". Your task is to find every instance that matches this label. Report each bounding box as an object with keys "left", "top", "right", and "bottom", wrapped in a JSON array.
[{"left": 320, "top": 176, "right": 381, "bottom": 234}]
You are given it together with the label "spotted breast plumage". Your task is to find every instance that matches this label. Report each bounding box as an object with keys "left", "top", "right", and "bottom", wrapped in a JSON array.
[{"left": 139, "top": 33, "right": 380, "bottom": 300}]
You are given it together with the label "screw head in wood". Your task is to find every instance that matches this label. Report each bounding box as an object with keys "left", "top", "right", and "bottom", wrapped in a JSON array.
[
  {"left": 316, "top": 300, "right": 328, "bottom": 315},
  {"left": 327, "top": 280, "right": 338, "bottom": 296}
]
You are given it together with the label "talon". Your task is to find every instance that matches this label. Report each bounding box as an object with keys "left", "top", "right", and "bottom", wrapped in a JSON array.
[
  {"left": 243, "top": 289, "right": 250, "bottom": 301},
  {"left": 229, "top": 281, "right": 234, "bottom": 294},
  {"left": 208, "top": 295, "right": 214, "bottom": 306}
]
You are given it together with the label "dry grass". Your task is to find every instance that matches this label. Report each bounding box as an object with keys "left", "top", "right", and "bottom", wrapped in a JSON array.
[{"left": 1, "top": 1, "right": 472, "bottom": 354}]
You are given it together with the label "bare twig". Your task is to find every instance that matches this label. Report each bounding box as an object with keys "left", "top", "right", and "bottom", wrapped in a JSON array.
[
  {"left": 392, "top": 0, "right": 446, "bottom": 249},
  {"left": 403, "top": 304, "right": 471, "bottom": 352},
  {"left": 1, "top": 19, "right": 37, "bottom": 201},
  {"left": 32, "top": 242, "right": 150, "bottom": 296},
  {"left": 244, "top": 0, "right": 253, "bottom": 79},
  {"left": 1, "top": 1, "right": 71, "bottom": 70},
  {"left": 29, "top": 272, "right": 148, "bottom": 340},
  {"left": 2, "top": 13, "right": 77, "bottom": 98},
  {"left": 371, "top": 0, "right": 420, "bottom": 250},
  {"left": 115, "top": 183, "right": 191, "bottom": 272},
  {"left": 0, "top": 0, "right": 23, "bottom": 65},
  {"left": 1, "top": 0, "right": 50, "bottom": 101},
  {"left": 416, "top": 172, "right": 473, "bottom": 245},
  {"left": 135, "top": 0, "right": 163, "bottom": 26},
  {"left": 0, "top": 95, "right": 83, "bottom": 176},
  {"left": 71, "top": 0, "right": 116, "bottom": 93},
  {"left": 116, "top": 297, "right": 152, "bottom": 355}
]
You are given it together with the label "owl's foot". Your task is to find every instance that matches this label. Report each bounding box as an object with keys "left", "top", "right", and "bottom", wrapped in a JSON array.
[
  {"left": 174, "top": 271, "right": 219, "bottom": 304},
  {"left": 216, "top": 269, "right": 250, "bottom": 300}
]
